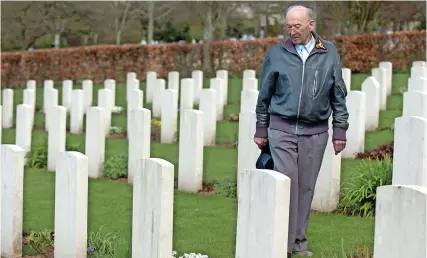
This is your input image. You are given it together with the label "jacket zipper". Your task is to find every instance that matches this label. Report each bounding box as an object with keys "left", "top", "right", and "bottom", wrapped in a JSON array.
[
  {"left": 296, "top": 52, "right": 316, "bottom": 134},
  {"left": 281, "top": 42, "right": 316, "bottom": 135},
  {"left": 296, "top": 61, "right": 304, "bottom": 134}
]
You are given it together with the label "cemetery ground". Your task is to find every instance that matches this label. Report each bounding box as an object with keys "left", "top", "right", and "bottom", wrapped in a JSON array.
[{"left": 1, "top": 72, "right": 408, "bottom": 257}]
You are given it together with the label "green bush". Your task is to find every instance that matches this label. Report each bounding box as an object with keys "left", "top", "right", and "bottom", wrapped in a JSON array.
[
  {"left": 214, "top": 178, "right": 237, "bottom": 198},
  {"left": 26, "top": 136, "right": 84, "bottom": 169},
  {"left": 26, "top": 137, "right": 48, "bottom": 169},
  {"left": 66, "top": 142, "right": 85, "bottom": 153},
  {"left": 87, "top": 226, "right": 127, "bottom": 258},
  {"left": 103, "top": 154, "right": 128, "bottom": 179},
  {"left": 338, "top": 155, "right": 393, "bottom": 217},
  {"left": 26, "top": 229, "right": 54, "bottom": 256}
]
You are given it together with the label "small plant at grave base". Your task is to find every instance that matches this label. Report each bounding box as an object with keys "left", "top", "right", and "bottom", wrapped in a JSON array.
[
  {"left": 103, "top": 153, "right": 128, "bottom": 179},
  {"left": 109, "top": 126, "right": 123, "bottom": 134},
  {"left": 66, "top": 142, "right": 84, "bottom": 153},
  {"left": 173, "top": 250, "right": 210, "bottom": 258},
  {"left": 26, "top": 136, "right": 48, "bottom": 169},
  {"left": 87, "top": 226, "right": 124, "bottom": 258},
  {"left": 151, "top": 118, "right": 161, "bottom": 127},
  {"left": 214, "top": 177, "right": 237, "bottom": 198},
  {"left": 224, "top": 113, "right": 239, "bottom": 122},
  {"left": 338, "top": 155, "right": 393, "bottom": 217},
  {"left": 26, "top": 229, "right": 54, "bottom": 257},
  {"left": 355, "top": 141, "right": 393, "bottom": 160}
]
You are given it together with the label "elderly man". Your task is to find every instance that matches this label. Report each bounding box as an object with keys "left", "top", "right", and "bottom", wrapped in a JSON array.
[{"left": 253, "top": 4, "right": 349, "bottom": 257}]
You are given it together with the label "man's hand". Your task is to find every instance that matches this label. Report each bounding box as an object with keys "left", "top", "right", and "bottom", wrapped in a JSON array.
[
  {"left": 333, "top": 140, "right": 346, "bottom": 155},
  {"left": 254, "top": 137, "right": 268, "bottom": 149}
]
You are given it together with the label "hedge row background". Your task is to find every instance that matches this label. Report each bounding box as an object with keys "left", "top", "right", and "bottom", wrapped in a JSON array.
[{"left": 1, "top": 30, "right": 426, "bottom": 88}]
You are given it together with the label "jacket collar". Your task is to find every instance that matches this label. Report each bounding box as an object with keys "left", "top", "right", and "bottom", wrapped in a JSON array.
[{"left": 282, "top": 31, "right": 328, "bottom": 55}]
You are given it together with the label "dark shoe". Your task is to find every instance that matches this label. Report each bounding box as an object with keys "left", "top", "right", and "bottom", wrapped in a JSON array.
[
  {"left": 287, "top": 252, "right": 292, "bottom": 258},
  {"left": 293, "top": 250, "right": 313, "bottom": 257}
]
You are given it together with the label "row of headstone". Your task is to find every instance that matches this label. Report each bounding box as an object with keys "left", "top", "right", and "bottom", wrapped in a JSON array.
[
  {"left": 373, "top": 66, "right": 427, "bottom": 256},
  {"left": 1, "top": 141, "right": 293, "bottom": 257}
]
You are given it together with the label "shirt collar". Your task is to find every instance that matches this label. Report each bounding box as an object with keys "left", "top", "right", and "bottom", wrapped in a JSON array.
[{"left": 295, "top": 34, "right": 315, "bottom": 53}]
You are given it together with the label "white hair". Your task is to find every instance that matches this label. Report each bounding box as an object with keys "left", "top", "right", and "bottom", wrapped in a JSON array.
[{"left": 286, "top": 4, "right": 314, "bottom": 21}]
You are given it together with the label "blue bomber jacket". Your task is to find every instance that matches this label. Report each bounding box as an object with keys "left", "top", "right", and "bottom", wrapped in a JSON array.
[{"left": 254, "top": 31, "right": 349, "bottom": 141}]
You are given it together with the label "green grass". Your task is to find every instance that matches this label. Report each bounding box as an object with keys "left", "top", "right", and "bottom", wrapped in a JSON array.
[{"left": 3, "top": 72, "right": 407, "bottom": 257}]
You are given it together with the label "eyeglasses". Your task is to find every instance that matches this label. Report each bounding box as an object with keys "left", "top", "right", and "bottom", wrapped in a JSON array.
[{"left": 285, "top": 20, "right": 312, "bottom": 33}]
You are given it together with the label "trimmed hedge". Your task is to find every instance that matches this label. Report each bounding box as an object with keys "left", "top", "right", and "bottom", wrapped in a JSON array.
[{"left": 1, "top": 30, "right": 425, "bottom": 88}]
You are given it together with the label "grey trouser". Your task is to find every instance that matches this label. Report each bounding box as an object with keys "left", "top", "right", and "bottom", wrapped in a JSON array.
[{"left": 268, "top": 128, "right": 329, "bottom": 253}]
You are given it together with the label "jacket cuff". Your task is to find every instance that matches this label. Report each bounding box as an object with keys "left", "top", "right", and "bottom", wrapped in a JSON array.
[
  {"left": 332, "top": 127, "right": 347, "bottom": 141},
  {"left": 254, "top": 124, "right": 268, "bottom": 138}
]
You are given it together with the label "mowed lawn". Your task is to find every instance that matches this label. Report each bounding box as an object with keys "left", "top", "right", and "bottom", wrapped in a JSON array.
[{"left": 1, "top": 72, "right": 409, "bottom": 257}]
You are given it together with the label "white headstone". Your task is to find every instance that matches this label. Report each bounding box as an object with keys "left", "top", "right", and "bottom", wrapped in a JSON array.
[
  {"left": 192, "top": 70, "right": 203, "bottom": 105},
  {"left": 161, "top": 89, "right": 178, "bottom": 143},
  {"left": 45, "top": 88, "right": 58, "bottom": 132},
  {"left": 131, "top": 158, "right": 174, "bottom": 258},
  {"left": 379, "top": 61, "right": 393, "bottom": 96},
  {"left": 237, "top": 112, "right": 261, "bottom": 196},
  {"left": 374, "top": 185, "right": 426, "bottom": 258},
  {"left": 146, "top": 71, "right": 157, "bottom": 103},
  {"left": 54, "top": 151, "right": 88, "bottom": 258},
  {"left": 178, "top": 109, "right": 204, "bottom": 192},
  {"left": 311, "top": 125, "right": 341, "bottom": 212},
  {"left": 48, "top": 106, "right": 66, "bottom": 171},
  {"left": 342, "top": 67, "right": 351, "bottom": 92},
  {"left": 341, "top": 91, "right": 366, "bottom": 158},
  {"left": 2, "top": 88, "right": 13, "bottom": 128},
  {"left": 408, "top": 77, "right": 427, "bottom": 93},
  {"left": 153, "top": 79, "right": 165, "bottom": 118},
  {"left": 243, "top": 78, "right": 258, "bottom": 91},
  {"left": 127, "top": 78, "right": 139, "bottom": 103},
  {"left": 180, "top": 78, "right": 194, "bottom": 112},
  {"left": 27, "top": 80, "right": 36, "bottom": 91},
  {"left": 243, "top": 69, "right": 256, "bottom": 81},
  {"left": 1, "top": 144, "right": 26, "bottom": 258},
  {"left": 23, "top": 89, "right": 36, "bottom": 109},
  {"left": 413, "top": 61, "right": 427, "bottom": 67},
  {"left": 392, "top": 116, "right": 427, "bottom": 187},
  {"left": 43, "top": 80, "right": 54, "bottom": 113},
  {"left": 82, "top": 80, "right": 93, "bottom": 112},
  {"left": 200, "top": 89, "right": 217, "bottom": 146},
  {"left": 210, "top": 78, "right": 224, "bottom": 121},
  {"left": 235, "top": 169, "right": 291, "bottom": 258},
  {"left": 372, "top": 68, "right": 387, "bottom": 110},
  {"left": 104, "top": 79, "right": 116, "bottom": 108},
  {"left": 403, "top": 91, "right": 427, "bottom": 118},
  {"left": 70, "top": 89, "right": 85, "bottom": 134},
  {"left": 216, "top": 70, "right": 228, "bottom": 104},
  {"left": 127, "top": 89, "right": 143, "bottom": 138},
  {"left": 240, "top": 89, "right": 259, "bottom": 113},
  {"left": 85, "top": 107, "right": 106, "bottom": 178},
  {"left": 127, "top": 72, "right": 137, "bottom": 84},
  {"left": 168, "top": 71, "right": 180, "bottom": 91},
  {"left": 62, "top": 80, "right": 73, "bottom": 112},
  {"left": 98, "top": 89, "right": 113, "bottom": 136},
  {"left": 128, "top": 108, "right": 151, "bottom": 184},
  {"left": 411, "top": 66, "right": 427, "bottom": 79},
  {"left": 361, "top": 77, "right": 380, "bottom": 130},
  {"left": 15, "top": 104, "right": 33, "bottom": 152}
]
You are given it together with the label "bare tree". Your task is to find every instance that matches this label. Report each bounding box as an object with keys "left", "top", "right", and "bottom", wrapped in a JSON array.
[
  {"left": 111, "top": 0, "right": 133, "bottom": 44},
  {"left": 1, "top": 2, "right": 47, "bottom": 50},
  {"left": 184, "top": 1, "right": 237, "bottom": 72},
  {"left": 136, "top": 1, "right": 176, "bottom": 44}
]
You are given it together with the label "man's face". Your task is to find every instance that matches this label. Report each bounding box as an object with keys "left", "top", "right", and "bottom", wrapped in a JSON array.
[{"left": 285, "top": 8, "right": 314, "bottom": 45}]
